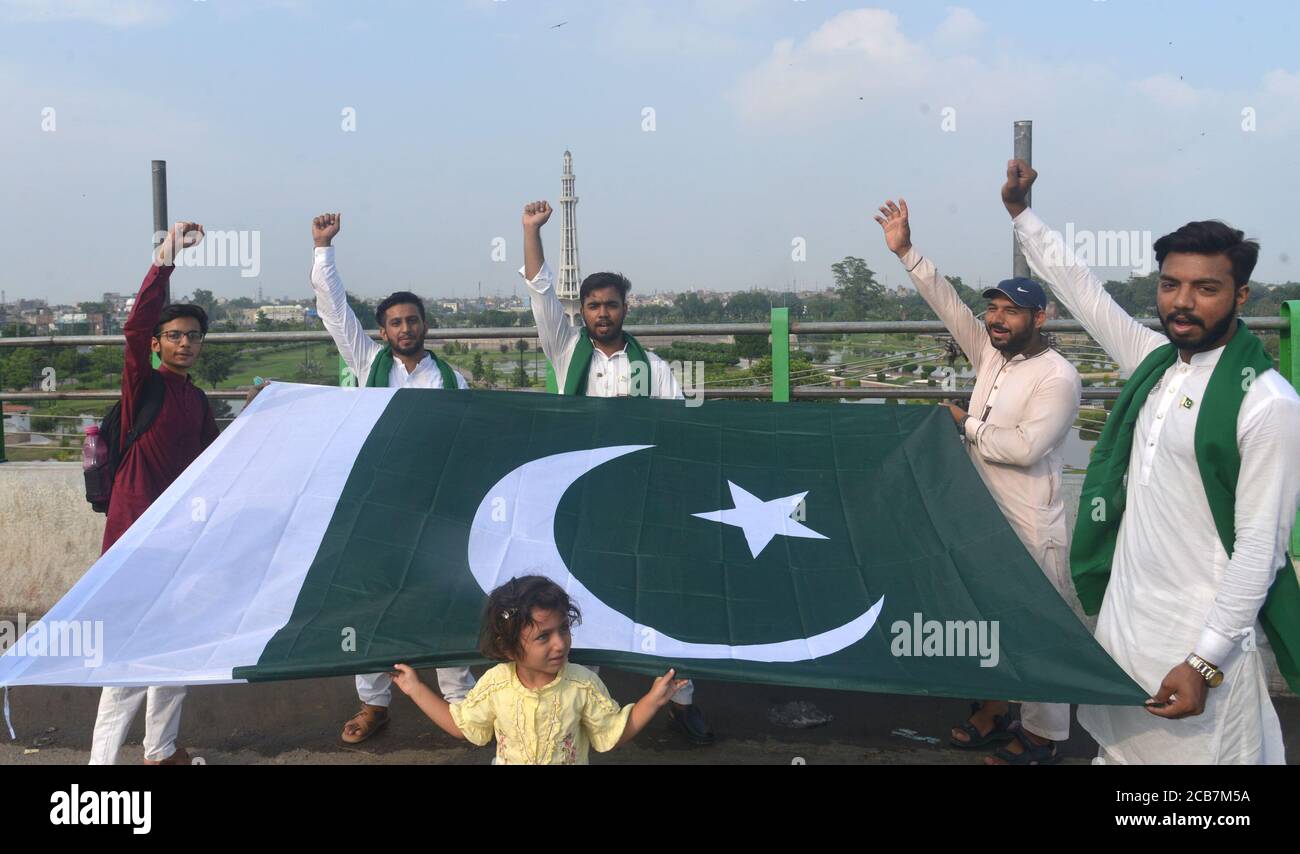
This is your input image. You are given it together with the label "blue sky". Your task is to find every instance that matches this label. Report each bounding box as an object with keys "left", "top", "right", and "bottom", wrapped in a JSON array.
[{"left": 2, "top": 0, "right": 1298, "bottom": 304}]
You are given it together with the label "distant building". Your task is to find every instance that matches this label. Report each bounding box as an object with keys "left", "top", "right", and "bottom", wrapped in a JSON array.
[
  {"left": 258, "top": 305, "right": 306, "bottom": 323},
  {"left": 2, "top": 403, "right": 33, "bottom": 441}
]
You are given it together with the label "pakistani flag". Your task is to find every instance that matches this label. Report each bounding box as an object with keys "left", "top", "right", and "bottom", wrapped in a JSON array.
[{"left": 0, "top": 383, "right": 1144, "bottom": 706}]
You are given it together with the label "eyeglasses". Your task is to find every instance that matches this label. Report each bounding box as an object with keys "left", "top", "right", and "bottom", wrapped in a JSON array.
[{"left": 159, "top": 331, "right": 205, "bottom": 343}]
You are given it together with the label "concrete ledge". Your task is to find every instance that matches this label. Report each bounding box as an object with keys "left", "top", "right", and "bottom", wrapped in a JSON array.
[{"left": 0, "top": 462, "right": 103, "bottom": 615}]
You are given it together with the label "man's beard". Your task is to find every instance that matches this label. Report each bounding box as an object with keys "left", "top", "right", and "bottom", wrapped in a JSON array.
[
  {"left": 587, "top": 319, "right": 623, "bottom": 345},
  {"left": 1159, "top": 303, "right": 1237, "bottom": 352},
  {"left": 987, "top": 321, "right": 1034, "bottom": 353},
  {"left": 391, "top": 335, "right": 425, "bottom": 357}
]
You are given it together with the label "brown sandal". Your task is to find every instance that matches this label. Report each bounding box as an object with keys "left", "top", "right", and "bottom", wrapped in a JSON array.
[{"left": 341, "top": 704, "right": 389, "bottom": 744}]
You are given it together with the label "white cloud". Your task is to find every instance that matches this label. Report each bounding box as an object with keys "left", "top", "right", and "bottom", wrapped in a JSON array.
[
  {"left": 731, "top": 8, "right": 1073, "bottom": 123},
  {"left": 1262, "top": 68, "right": 1300, "bottom": 99},
  {"left": 1134, "top": 73, "right": 1202, "bottom": 110},
  {"left": 931, "top": 6, "right": 986, "bottom": 50}
]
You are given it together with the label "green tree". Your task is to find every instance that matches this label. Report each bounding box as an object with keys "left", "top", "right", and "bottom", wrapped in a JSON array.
[
  {"left": 255, "top": 310, "right": 272, "bottom": 332},
  {"left": 189, "top": 289, "right": 219, "bottom": 321},
  {"left": 52, "top": 347, "right": 88, "bottom": 380},
  {"left": 346, "top": 293, "right": 377, "bottom": 329},
  {"left": 734, "top": 333, "right": 769, "bottom": 360},
  {"left": 194, "top": 343, "right": 237, "bottom": 389},
  {"left": 89, "top": 345, "right": 125, "bottom": 381},
  {"left": 831, "top": 256, "right": 885, "bottom": 320},
  {"left": 2, "top": 348, "right": 40, "bottom": 390},
  {"left": 471, "top": 351, "right": 485, "bottom": 378},
  {"left": 723, "top": 292, "right": 772, "bottom": 321}
]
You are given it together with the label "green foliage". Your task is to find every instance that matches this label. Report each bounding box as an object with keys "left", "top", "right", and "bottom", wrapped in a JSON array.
[
  {"left": 346, "top": 293, "right": 377, "bottom": 329},
  {"left": 734, "top": 333, "right": 769, "bottom": 360},
  {"left": 655, "top": 341, "right": 739, "bottom": 366},
  {"left": 194, "top": 343, "right": 238, "bottom": 389},
  {"left": 831, "top": 256, "right": 885, "bottom": 319},
  {"left": 2, "top": 347, "right": 41, "bottom": 390}
]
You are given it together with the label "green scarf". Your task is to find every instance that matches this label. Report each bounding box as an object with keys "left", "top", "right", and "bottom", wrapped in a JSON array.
[
  {"left": 1071, "top": 320, "right": 1300, "bottom": 692},
  {"left": 562, "top": 328, "right": 653, "bottom": 396},
  {"left": 365, "top": 345, "right": 457, "bottom": 390}
]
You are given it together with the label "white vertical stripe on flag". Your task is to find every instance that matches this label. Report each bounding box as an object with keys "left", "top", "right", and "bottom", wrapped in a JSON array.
[{"left": 0, "top": 383, "right": 396, "bottom": 687}]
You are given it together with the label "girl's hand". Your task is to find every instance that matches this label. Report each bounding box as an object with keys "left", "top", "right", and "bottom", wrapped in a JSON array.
[
  {"left": 647, "top": 668, "right": 689, "bottom": 707},
  {"left": 390, "top": 663, "right": 424, "bottom": 696}
]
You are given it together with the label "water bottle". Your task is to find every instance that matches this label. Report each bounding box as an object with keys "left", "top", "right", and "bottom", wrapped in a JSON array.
[
  {"left": 82, "top": 425, "right": 102, "bottom": 470},
  {"left": 83, "top": 424, "right": 112, "bottom": 512}
]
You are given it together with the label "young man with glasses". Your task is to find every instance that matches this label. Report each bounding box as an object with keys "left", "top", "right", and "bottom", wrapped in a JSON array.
[{"left": 89, "top": 222, "right": 220, "bottom": 765}]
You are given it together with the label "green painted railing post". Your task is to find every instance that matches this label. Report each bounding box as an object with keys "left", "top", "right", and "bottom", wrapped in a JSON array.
[
  {"left": 1281, "top": 301, "right": 1299, "bottom": 387},
  {"left": 339, "top": 355, "right": 356, "bottom": 387},
  {"left": 545, "top": 361, "right": 558, "bottom": 393},
  {"left": 771, "top": 307, "right": 790, "bottom": 403},
  {"left": 1282, "top": 302, "right": 1299, "bottom": 556},
  {"left": 0, "top": 399, "right": 6, "bottom": 462}
]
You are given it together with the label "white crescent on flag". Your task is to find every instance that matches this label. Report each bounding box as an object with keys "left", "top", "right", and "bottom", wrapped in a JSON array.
[{"left": 466, "top": 445, "right": 885, "bottom": 662}]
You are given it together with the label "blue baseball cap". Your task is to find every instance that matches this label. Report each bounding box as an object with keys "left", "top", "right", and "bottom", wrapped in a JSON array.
[{"left": 982, "top": 277, "right": 1047, "bottom": 312}]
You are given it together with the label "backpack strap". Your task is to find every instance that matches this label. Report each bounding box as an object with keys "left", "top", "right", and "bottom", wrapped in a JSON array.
[{"left": 122, "top": 371, "right": 166, "bottom": 458}]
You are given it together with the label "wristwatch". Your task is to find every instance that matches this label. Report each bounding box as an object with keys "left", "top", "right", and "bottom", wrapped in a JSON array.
[
  {"left": 957, "top": 414, "right": 970, "bottom": 437},
  {"left": 1186, "top": 653, "right": 1224, "bottom": 688}
]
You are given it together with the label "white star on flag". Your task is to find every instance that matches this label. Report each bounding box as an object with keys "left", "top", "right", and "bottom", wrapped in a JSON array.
[{"left": 693, "top": 481, "right": 829, "bottom": 558}]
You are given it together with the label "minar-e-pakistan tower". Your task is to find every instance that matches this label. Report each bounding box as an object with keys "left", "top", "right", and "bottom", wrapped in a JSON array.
[{"left": 557, "top": 150, "right": 582, "bottom": 325}]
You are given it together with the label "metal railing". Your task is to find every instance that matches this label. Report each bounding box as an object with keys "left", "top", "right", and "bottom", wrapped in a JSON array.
[{"left": 3, "top": 310, "right": 1298, "bottom": 464}]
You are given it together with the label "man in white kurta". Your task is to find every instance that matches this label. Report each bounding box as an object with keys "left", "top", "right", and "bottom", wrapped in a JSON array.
[
  {"left": 1005, "top": 163, "right": 1300, "bottom": 763},
  {"left": 516, "top": 200, "right": 714, "bottom": 745},
  {"left": 876, "top": 198, "right": 1083, "bottom": 761},
  {"left": 309, "top": 213, "right": 476, "bottom": 742}
]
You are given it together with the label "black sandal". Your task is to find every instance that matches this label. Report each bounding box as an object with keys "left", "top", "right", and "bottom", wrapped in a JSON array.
[
  {"left": 949, "top": 702, "right": 1015, "bottom": 749},
  {"left": 988, "top": 723, "right": 1060, "bottom": 765}
]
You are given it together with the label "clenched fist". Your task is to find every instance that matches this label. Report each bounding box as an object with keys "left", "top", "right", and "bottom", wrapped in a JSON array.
[
  {"left": 522, "top": 200, "right": 552, "bottom": 230},
  {"left": 312, "top": 212, "right": 341, "bottom": 247},
  {"left": 155, "top": 221, "right": 204, "bottom": 267},
  {"left": 1002, "top": 159, "right": 1037, "bottom": 219}
]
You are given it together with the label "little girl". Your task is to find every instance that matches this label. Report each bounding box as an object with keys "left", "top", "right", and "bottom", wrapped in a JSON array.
[{"left": 391, "top": 575, "right": 686, "bottom": 765}]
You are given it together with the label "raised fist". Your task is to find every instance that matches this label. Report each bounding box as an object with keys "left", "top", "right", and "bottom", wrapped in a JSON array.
[
  {"left": 1002, "top": 159, "right": 1037, "bottom": 217},
  {"left": 312, "top": 212, "right": 341, "bottom": 247},
  {"left": 155, "top": 222, "right": 204, "bottom": 267},
  {"left": 522, "top": 200, "right": 552, "bottom": 230}
]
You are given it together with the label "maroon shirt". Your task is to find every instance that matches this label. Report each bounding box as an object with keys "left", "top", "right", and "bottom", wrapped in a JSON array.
[{"left": 102, "top": 264, "right": 219, "bottom": 553}]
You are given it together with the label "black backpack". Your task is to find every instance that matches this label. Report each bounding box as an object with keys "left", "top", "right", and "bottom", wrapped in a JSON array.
[{"left": 84, "top": 371, "right": 210, "bottom": 514}]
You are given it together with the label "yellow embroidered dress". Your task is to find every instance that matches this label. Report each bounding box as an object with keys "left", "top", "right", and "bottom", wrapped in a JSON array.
[{"left": 448, "top": 662, "right": 633, "bottom": 764}]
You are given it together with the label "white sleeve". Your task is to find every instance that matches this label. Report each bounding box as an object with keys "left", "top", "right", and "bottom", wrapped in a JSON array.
[
  {"left": 650, "top": 352, "right": 684, "bottom": 400},
  {"left": 312, "top": 246, "right": 382, "bottom": 381},
  {"left": 899, "top": 247, "right": 991, "bottom": 372},
  {"left": 520, "top": 261, "right": 579, "bottom": 386},
  {"left": 1196, "top": 378, "right": 1300, "bottom": 667},
  {"left": 1012, "top": 208, "right": 1164, "bottom": 375},
  {"left": 964, "top": 368, "right": 1081, "bottom": 467}
]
